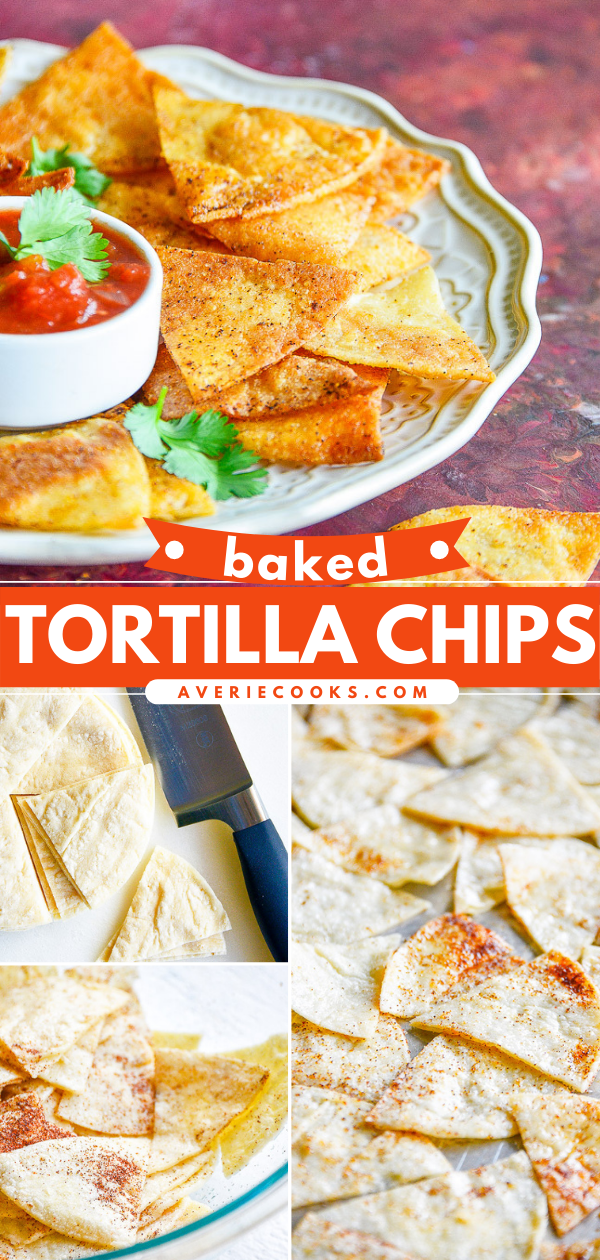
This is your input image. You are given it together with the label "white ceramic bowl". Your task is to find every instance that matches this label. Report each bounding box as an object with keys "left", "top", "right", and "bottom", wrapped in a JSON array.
[{"left": 0, "top": 197, "right": 163, "bottom": 428}]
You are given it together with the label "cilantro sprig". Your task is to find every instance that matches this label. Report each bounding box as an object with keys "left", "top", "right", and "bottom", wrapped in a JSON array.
[
  {"left": 125, "top": 388, "right": 268, "bottom": 501},
  {"left": 0, "top": 187, "right": 110, "bottom": 282},
  {"left": 27, "top": 138, "right": 112, "bottom": 204}
]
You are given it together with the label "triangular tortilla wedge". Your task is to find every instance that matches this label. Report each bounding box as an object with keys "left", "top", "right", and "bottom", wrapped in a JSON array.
[
  {"left": 414, "top": 951, "right": 600, "bottom": 1091},
  {"left": 513, "top": 1093, "right": 600, "bottom": 1235},
  {"left": 15, "top": 808, "right": 84, "bottom": 920},
  {"left": 220, "top": 1034, "right": 288, "bottom": 1176},
  {"left": 453, "top": 832, "right": 549, "bottom": 916},
  {"left": 97, "top": 171, "right": 205, "bottom": 245},
  {"left": 16, "top": 695, "right": 142, "bottom": 794},
  {"left": 292, "top": 1084, "right": 449, "bottom": 1208},
  {"left": 528, "top": 708, "right": 600, "bottom": 785},
  {"left": 292, "top": 747, "right": 446, "bottom": 828},
  {"left": 339, "top": 224, "right": 430, "bottom": 291},
  {"left": 0, "top": 691, "right": 81, "bottom": 796},
  {"left": 36, "top": 1021, "right": 104, "bottom": 1094},
  {"left": 406, "top": 729, "right": 600, "bottom": 836},
  {"left": 356, "top": 136, "right": 450, "bottom": 221},
  {"left": 0, "top": 977, "right": 127, "bottom": 1077},
  {"left": 379, "top": 913, "right": 518, "bottom": 1019},
  {"left": 149, "top": 1048, "right": 268, "bottom": 1174},
  {"left": 153, "top": 86, "right": 386, "bottom": 222},
  {"left": 0, "top": 1095, "right": 71, "bottom": 1152},
  {"left": 292, "top": 1216, "right": 420, "bottom": 1260},
  {"left": 35, "top": 766, "right": 155, "bottom": 908},
  {"left": 0, "top": 23, "right": 172, "bottom": 173},
  {"left": 0, "top": 799, "right": 51, "bottom": 931},
  {"left": 292, "top": 846, "right": 429, "bottom": 943},
  {"left": 307, "top": 704, "right": 443, "bottom": 756},
  {"left": 57, "top": 994, "right": 154, "bottom": 1136},
  {"left": 20, "top": 774, "right": 116, "bottom": 862},
  {"left": 139, "top": 1147, "right": 216, "bottom": 1216},
  {"left": 294, "top": 1153, "right": 547, "bottom": 1260},
  {"left": 206, "top": 187, "right": 373, "bottom": 265},
  {"left": 428, "top": 688, "right": 553, "bottom": 767},
  {"left": 291, "top": 937, "right": 400, "bottom": 1039},
  {"left": 0, "top": 1136, "right": 148, "bottom": 1248},
  {"left": 157, "top": 247, "right": 358, "bottom": 403},
  {"left": 104, "top": 846, "right": 230, "bottom": 962},
  {"left": 301, "top": 805, "right": 460, "bottom": 886},
  {"left": 500, "top": 838, "right": 600, "bottom": 958},
  {"left": 292, "top": 1012, "right": 409, "bottom": 1102},
  {"left": 303, "top": 265, "right": 495, "bottom": 382},
  {"left": 391, "top": 505, "right": 600, "bottom": 585},
  {"left": 136, "top": 1196, "right": 208, "bottom": 1241},
  {"left": 367, "top": 1034, "right": 567, "bottom": 1140}
]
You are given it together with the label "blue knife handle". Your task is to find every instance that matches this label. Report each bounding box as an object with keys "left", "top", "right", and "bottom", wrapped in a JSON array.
[{"left": 232, "top": 819, "right": 288, "bottom": 962}]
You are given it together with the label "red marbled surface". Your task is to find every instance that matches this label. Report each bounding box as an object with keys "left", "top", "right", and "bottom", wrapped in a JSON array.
[{"left": 0, "top": 0, "right": 598, "bottom": 581}]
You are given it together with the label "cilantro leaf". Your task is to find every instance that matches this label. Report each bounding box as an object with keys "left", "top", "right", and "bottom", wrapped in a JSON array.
[
  {"left": 123, "top": 391, "right": 268, "bottom": 501},
  {"left": 8, "top": 188, "right": 110, "bottom": 281},
  {"left": 18, "top": 186, "right": 91, "bottom": 241},
  {"left": 28, "top": 137, "right": 112, "bottom": 203}
]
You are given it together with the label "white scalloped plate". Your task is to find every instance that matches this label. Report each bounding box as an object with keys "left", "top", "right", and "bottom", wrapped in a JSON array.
[{"left": 0, "top": 40, "right": 542, "bottom": 564}]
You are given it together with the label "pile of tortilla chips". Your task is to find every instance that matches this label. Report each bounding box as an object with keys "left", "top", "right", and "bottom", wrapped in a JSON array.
[
  {"left": 0, "top": 23, "right": 495, "bottom": 531},
  {"left": 0, "top": 966, "right": 287, "bottom": 1258},
  {"left": 292, "top": 691, "right": 600, "bottom": 1256}
]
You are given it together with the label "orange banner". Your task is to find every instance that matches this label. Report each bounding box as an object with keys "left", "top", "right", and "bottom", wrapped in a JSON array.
[{"left": 144, "top": 518, "right": 471, "bottom": 583}]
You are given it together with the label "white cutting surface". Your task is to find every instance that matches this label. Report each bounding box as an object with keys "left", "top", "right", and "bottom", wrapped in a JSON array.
[{"left": 0, "top": 692, "right": 290, "bottom": 964}]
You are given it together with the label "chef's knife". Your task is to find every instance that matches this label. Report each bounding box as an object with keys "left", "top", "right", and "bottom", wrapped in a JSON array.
[{"left": 127, "top": 694, "right": 288, "bottom": 961}]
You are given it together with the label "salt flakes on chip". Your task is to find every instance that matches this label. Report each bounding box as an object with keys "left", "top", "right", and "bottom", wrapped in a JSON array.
[{"left": 303, "top": 805, "right": 461, "bottom": 886}]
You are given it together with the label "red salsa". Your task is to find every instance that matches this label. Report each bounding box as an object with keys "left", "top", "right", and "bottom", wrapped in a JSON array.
[{"left": 0, "top": 211, "right": 150, "bottom": 334}]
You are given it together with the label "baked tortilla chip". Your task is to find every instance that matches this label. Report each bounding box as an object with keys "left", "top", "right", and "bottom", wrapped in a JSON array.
[
  {"left": 0, "top": 416, "right": 150, "bottom": 531},
  {"left": 206, "top": 187, "right": 373, "bottom": 265},
  {"left": 453, "top": 832, "right": 545, "bottom": 916},
  {"left": 0, "top": 1233, "right": 97, "bottom": 1260},
  {"left": 139, "top": 1147, "right": 216, "bottom": 1217},
  {"left": 157, "top": 248, "right": 358, "bottom": 402},
  {"left": 299, "top": 806, "right": 460, "bottom": 886},
  {"left": 292, "top": 845, "right": 429, "bottom": 943},
  {"left": 304, "top": 264, "right": 495, "bottom": 381},
  {"left": 357, "top": 136, "right": 450, "bottom": 222},
  {"left": 96, "top": 172, "right": 220, "bottom": 251},
  {"left": 414, "top": 951, "right": 600, "bottom": 1091},
  {"left": 391, "top": 505, "right": 600, "bottom": 585},
  {"left": 0, "top": 23, "right": 170, "bottom": 173},
  {"left": 298, "top": 1152, "right": 547, "bottom": 1260},
  {"left": 379, "top": 913, "right": 518, "bottom": 1019},
  {"left": 136, "top": 1196, "right": 208, "bottom": 1241},
  {"left": 430, "top": 688, "right": 552, "bottom": 767},
  {"left": 291, "top": 936, "right": 400, "bottom": 1038},
  {"left": 528, "top": 708, "right": 600, "bottom": 785},
  {"left": 406, "top": 729, "right": 600, "bottom": 836},
  {"left": 307, "top": 704, "right": 443, "bottom": 757},
  {"left": 0, "top": 1095, "right": 71, "bottom": 1152},
  {"left": 235, "top": 370, "right": 386, "bottom": 465},
  {"left": 104, "top": 845, "right": 230, "bottom": 962},
  {"left": 292, "top": 1084, "right": 449, "bottom": 1207},
  {"left": 36, "top": 1022, "right": 104, "bottom": 1094},
  {"left": 292, "top": 746, "right": 446, "bottom": 827},
  {"left": 501, "top": 838, "right": 600, "bottom": 958},
  {"left": 541, "top": 1244, "right": 600, "bottom": 1260},
  {"left": 220, "top": 1033, "right": 288, "bottom": 1176},
  {"left": 0, "top": 166, "right": 75, "bottom": 196},
  {"left": 146, "top": 458, "right": 214, "bottom": 521},
  {"left": 17, "top": 695, "right": 142, "bottom": 795},
  {"left": 340, "top": 224, "right": 430, "bottom": 290},
  {"left": 367, "top": 1034, "right": 565, "bottom": 1140},
  {"left": 581, "top": 946, "right": 600, "bottom": 989},
  {"left": 149, "top": 1048, "right": 267, "bottom": 1174},
  {"left": 153, "top": 86, "right": 386, "bottom": 222},
  {"left": 0, "top": 1135, "right": 148, "bottom": 1248},
  {"left": 0, "top": 799, "right": 51, "bottom": 931},
  {"left": 57, "top": 995, "right": 154, "bottom": 1136},
  {"left": 292, "top": 1012, "right": 409, "bottom": 1102},
  {"left": 513, "top": 1094, "right": 600, "bottom": 1235},
  {"left": 293, "top": 1217, "right": 418, "bottom": 1260},
  {"left": 0, "top": 977, "right": 127, "bottom": 1077}
]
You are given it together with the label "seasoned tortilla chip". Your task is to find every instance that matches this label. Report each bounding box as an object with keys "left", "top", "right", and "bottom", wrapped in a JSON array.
[
  {"left": 339, "top": 224, "right": 430, "bottom": 290},
  {"left": 139, "top": 1147, "right": 215, "bottom": 1217},
  {"left": 304, "top": 265, "right": 495, "bottom": 381},
  {"left": 414, "top": 951, "right": 600, "bottom": 1091},
  {"left": 292, "top": 747, "right": 446, "bottom": 827},
  {"left": 391, "top": 505, "right": 600, "bottom": 585},
  {"left": 57, "top": 995, "right": 154, "bottom": 1136},
  {"left": 379, "top": 913, "right": 518, "bottom": 1019},
  {"left": 0, "top": 1232, "right": 97, "bottom": 1260},
  {"left": 220, "top": 1034, "right": 288, "bottom": 1176},
  {"left": 406, "top": 729, "right": 600, "bottom": 836},
  {"left": 236, "top": 370, "right": 386, "bottom": 464},
  {"left": 0, "top": 166, "right": 75, "bottom": 196},
  {"left": 298, "top": 1152, "right": 547, "bottom": 1260},
  {"left": 143, "top": 341, "right": 369, "bottom": 419},
  {"left": 430, "top": 688, "right": 552, "bottom": 767},
  {"left": 357, "top": 137, "right": 450, "bottom": 222},
  {"left": 541, "top": 1246, "right": 600, "bottom": 1260},
  {"left": 528, "top": 708, "right": 600, "bottom": 785},
  {"left": 292, "top": 845, "right": 429, "bottom": 943},
  {"left": 158, "top": 248, "right": 358, "bottom": 403},
  {"left": 367, "top": 1035, "right": 566, "bottom": 1140},
  {"left": 0, "top": 799, "right": 51, "bottom": 931},
  {"left": 0, "top": 1204, "right": 52, "bottom": 1248},
  {"left": 207, "top": 187, "right": 373, "bottom": 265},
  {"left": 146, "top": 459, "right": 214, "bottom": 521},
  {"left": 0, "top": 1135, "right": 148, "bottom": 1248},
  {"left": 136, "top": 1196, "right": 208, "bottom": 1241},
  {"left": 0, "top": 23, "right": 171, "bottom": 173},
  {"left": 96, "top": 172, "right": 221, "bottom": 251},
  {"left": 104, "top": 846, "right": 229, "bottom": 962},
  {"left": 0, "top": 977, "right": 127, "bottom": 1077},
  {"left": 292, "top": 1012, "right": 409, "bottom": 1102},
  {"left": 153, "top": 87, "right": 386, "bottom": 222},
  {"left": 299, "top": 806, "right": 461, "bottom": 886},
  {"left": 149, "top": 1048, "right": 267, "bottom": 1174},
  {"left": 0, "top": 1095, "right": 71, "bottom": 1152},
  {"left": 453, "top": 831, "right": 545, "bottom": 915},
  {"left": 513, "top": 1093, "right": 600, "bottom": 1235},
  {"left": 292, "top": 1217, "right": 419, "bottom": 1260},
  {"left": 581, "top": 946, "right": 600, "bottom": 989},
  {"left": 292, "top": 1084, "right": 449, "bottom": 1207},
  {"left": 307, "top": 704, "right": 443, "bottom": 756},
  {"left": 36, "top": 1022, "right": 104, "bottom": 1094},
  {"left": 0, "top": 416, "right": 150, "bottom": 531},
  {"left": 291, "top": 937, "right": 400, "bottom": 1038},
  {"left": 500, "top": 838, "right": 600, "bottom": 958},
  {"left": 16, "top": 695, "right": 142, "bottom": 795}
]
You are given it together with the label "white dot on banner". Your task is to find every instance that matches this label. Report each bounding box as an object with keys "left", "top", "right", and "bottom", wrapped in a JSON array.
[
  {"left": 430, "top": 540, "right": 449, "bottom": 559},
  {"left": 165, "top": 540, "right": 184, "bottom": 560}
]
